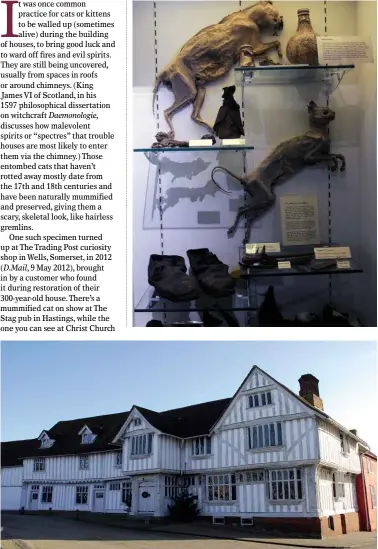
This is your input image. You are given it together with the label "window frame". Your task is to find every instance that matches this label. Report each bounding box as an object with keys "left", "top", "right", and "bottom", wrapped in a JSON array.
[
  {"left": 339, "top": 432, "right": 350, "bottom": 455},
  {"left": 332, "top": 472, "right": 345, "bottom": 500},
  {"left": 33, "top": 458, "right": 45, "bottom": 472},
  {"left": 75, "top": 485, "right": 88, "bottom": 505},
  {"left": 79, "top": 455, "right": 89, "bottom": 470},
  {"left": 192, "top": 436, "right": 212, "bottom": 456},
  {"left": 367, "top": 458, "right": 372, "bottom": 473},
  {"left": 109, "top": 482, "right": 121, "bottom": 491},
  {"left": 248, "top": 391, "right": 273, "bottom": 409},
  {"left": 115, "top": 450, "right": 123, "bottom": 466},
  {"left": 130, "top": 433, "right": 153, "bottom": 456},
  {"left": 165, "top": 475, "right": 180, "bottom": 498},
  {"left": 267, "top": 468, "right": 303, "bottom": 502},
  {"left": 206, "top": 473, "right": 237, "bottom": 503},
  {"left": 121, "top": 480, "right": 132, "bottom": 506},
  {"left": 370, "top": 485, "right": 377, "bottom": 508},
  {"left": 41, "top": 485, "right": 53, "bottom": 503},
  {"left": 247, "top": 421, "right": 283, "bottom": 451}
]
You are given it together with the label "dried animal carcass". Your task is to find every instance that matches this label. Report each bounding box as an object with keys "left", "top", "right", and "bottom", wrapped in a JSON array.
[
  {"left": 211, "top": 101, "right": 346, "bottom": 244},
  {"left": 153, "top": 1, "right": 284, "bottom": 136}
]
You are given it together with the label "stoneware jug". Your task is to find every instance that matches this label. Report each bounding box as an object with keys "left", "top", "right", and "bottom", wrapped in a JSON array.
[{"left": 286, "top": 9, "right": 319, "bottom": 65}]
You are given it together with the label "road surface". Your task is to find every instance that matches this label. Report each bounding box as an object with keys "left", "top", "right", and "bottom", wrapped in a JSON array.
[{"left": 1, "top": 514, "right": 376, "bottom": 549}]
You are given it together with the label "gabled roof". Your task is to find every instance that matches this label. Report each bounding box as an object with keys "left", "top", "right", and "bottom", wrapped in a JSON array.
[
  {"left": 1, "top": 366, "right": 370, "bottom": 466},
  {"left": 139, "top": 398, "right": 232, "bottom": 438}
]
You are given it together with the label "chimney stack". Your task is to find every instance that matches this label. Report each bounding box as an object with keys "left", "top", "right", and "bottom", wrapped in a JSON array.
[
  {"left": 298, "top": 374, "right": 324, "bottom": 411},
  {"left": 350, "top": 429, "right": 358, "bottom": 436}
]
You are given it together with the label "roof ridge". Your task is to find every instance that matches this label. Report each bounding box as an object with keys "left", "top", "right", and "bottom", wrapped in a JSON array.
[{"left": 161, "top": 397, "right": 232, "bottom": 415}]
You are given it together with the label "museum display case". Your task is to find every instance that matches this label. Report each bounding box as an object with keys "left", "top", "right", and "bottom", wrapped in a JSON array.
[{"left": 132, "top": 0, "right": 377, "bottom": 327}]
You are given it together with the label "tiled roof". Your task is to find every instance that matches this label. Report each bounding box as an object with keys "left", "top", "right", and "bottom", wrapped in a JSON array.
[
  {"left": 1, "top": 411, "right": 130, "bottom": 465},
  {"left": 1, "top": 366, "right": 370, "bottom": 466}
]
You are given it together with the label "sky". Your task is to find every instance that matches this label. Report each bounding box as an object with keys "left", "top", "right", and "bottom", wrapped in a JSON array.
[{"left": 1, "top": 341, "right": 377, "bottom": 452}]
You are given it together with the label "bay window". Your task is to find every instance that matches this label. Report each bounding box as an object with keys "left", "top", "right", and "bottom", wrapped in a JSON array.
[
  {"left": 267, "top": 468, "right": 302, "bottom": 501},
  {"left": 207, "top": 473, "right": 236, "bottom": 502}
]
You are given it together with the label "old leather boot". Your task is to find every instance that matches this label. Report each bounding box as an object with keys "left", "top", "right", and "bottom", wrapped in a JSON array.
[
  {"left": 187, "top": 248, "right": 235, "bottom": 298},
  {"left": 148, "top": 254, "right": 199, "bottom": 302}
]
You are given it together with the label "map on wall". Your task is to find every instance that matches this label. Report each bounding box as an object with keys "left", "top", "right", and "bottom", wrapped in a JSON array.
[{"left": 142, "top": 151, "right": 247, "bottom": 230}]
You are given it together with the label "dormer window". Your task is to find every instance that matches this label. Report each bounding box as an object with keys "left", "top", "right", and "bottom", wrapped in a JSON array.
[
  {"left": 134, "top": 418, "right": 141, "bottom": 427},
  {"left": 79, "top": 426, "right": 96, "bottom": 445},
  {"left": 82, "top": 433, "right": 94, "bottom": 444},
  {"left": 38, "top": 431, "right": 54, "bottom": 449}
]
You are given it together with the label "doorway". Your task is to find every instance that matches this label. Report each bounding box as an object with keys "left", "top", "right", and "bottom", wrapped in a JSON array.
[
  {"left": 29, "top": 486, "right": 39, "bottom": 510},
  {"left": 93, "top": 491, "right": 105, "bottom": 513},
  {"left": 138, "top": 482, "right": 155, "bottom": 514}
]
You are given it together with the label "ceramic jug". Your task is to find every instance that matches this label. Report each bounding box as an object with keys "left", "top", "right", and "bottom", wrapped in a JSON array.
[{"left": 286, "top": 9, "right": 319, "bottom": 65}]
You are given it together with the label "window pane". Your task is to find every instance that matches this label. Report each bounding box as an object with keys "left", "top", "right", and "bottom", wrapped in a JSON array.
[
  {"left": 277, "top": 422, "right": 282, "bottom": 445},
  {"left": 214, "top": 475, "right": 218, "bottom": 484},
  {"left": 296, "top": 469, "right": 301, "bottom": 479},
  {"left": 253, "top": 427, "right": 258, "bottom": 448},
  {"left": 278, "top": 482, "right": 283, "bottom": 499},
  {"left": 284, "top": 482, "right": 289, "bottom": 499},
  {"left": 219, "top": 486, "right": 224, "bottom": 500},
  {"left": 231, "top": 474, "right": 236, "bottom": 484},
  {"left": 270, "top": 424, "right": 275, "bottom": 446},
  {"left": 249, "top": 396, "right": 254, "bottom": 408},
  {"left": 272, "top": 471, "right": 276, "bottom": 480},
  {"left": 261, "top": 393, "right": 266, "bottom": 406},
  {"left": 283, "top": 470, "right": 288, "bottom": 480},
  {"left": 231, "top": 485, "right": 236, "bottom": 500},
  {"left": 264, "top": 424, "right": 269, "bottom": 446},
  {"left": 290, "top": 481, "right": 295, "bottom": 499},
  {"left": 148, "top": 434, "right": 152, "bottom": 454},
  {"left": 272, "top": 482, "right": 277, "bottom": 499},
  {"left": 298, "top": 481, "right": 302, "bottom": 499},
  {"left": 258, "top": 425, "right": 263, "bottom": 448},
  {"left": 208, "top": 476, "right": 212, "bottom": 485},
  {"left": 267, "top": 392, "right": 272, "bottom": 404},
  {"left": 277, "top": 471, "right": 282, "bottom": 480},
  {"left": 224, "top": 474, "right": 229, "bottom": 484},
  {"left": 254, "top": 395, "right": 259, "bottom": 407},
  {"left": 206, "top": 438, "right": 211, "bottom": 454},
  {"left": 219, "top": 475, "right": 224, "bottom": 484},
  {"left": 252, "top": 472, "right": 257, "bottom": 482},
  {"left": 289, "top": 470, "right": 294, "bottom": 479},
  {"left": 208, "top": 486, "right": 213, "bottom": 500}
]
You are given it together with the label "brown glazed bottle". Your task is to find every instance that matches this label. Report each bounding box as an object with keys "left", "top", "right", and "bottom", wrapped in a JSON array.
[{"left": 286, "top": 9, "right": 319, "bottom": 65}]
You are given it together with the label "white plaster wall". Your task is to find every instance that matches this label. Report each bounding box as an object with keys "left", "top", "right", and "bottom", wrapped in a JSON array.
[
  {"left": 133, "top": 0, "right": 375, "bottom": 325},
  {"left": 318, "top": 421, "right": 361, "bottom": 472},
  {"left": 317, "top": 467, "right": 358, "bottom": 516},
  {"left": 1, "top": 466, "right": 23, "bottom": 486},
  {"left": 23, "top": 452, "right": 124, "bottom": 482}
]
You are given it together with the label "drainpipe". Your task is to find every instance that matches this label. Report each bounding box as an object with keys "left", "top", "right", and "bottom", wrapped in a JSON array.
[{"left": 360, "top": 451, "right": 371, "bottom": 532}]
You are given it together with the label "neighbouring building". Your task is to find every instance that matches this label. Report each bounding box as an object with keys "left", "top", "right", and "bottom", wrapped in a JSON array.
[
  {"left": 0, "top": 366, "right": 373, "bottom": 537},
  {"left": 356, "top": 450, "right": 377, "bottom": 532}
]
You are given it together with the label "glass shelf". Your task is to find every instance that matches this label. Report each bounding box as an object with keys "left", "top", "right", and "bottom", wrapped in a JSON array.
[
  {"left": 134, "top": 145, "right": 254, "bottom": 153},
  {"left": 239, "top": 259, "right": 362, "bottom": 278},
  {"left": 235, "top": 64, "right": 354, "bottom": 86},
  {"left": 134, "top": 284, "right": 255, "bottom": 313},
  {"left": 238, "top": 244, "right": 362, "bottom": 278}
]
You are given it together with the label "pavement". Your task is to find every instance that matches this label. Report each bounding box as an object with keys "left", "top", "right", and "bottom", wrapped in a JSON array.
[
  {"left": 61, "top": 512, "right": 377, "bottom": 549},
  {"left": 1, "top": 513, "right": 376, "bottom": 549}
]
